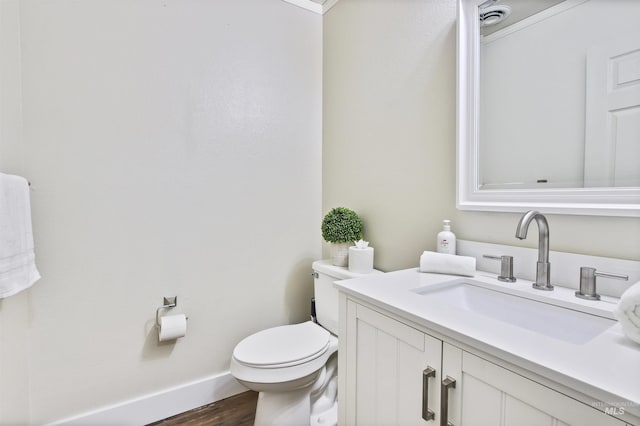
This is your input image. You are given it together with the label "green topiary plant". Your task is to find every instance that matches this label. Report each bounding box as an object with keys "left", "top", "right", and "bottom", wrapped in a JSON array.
[{"left": 321, "top": 207, "right": 363, "bottom": 244}]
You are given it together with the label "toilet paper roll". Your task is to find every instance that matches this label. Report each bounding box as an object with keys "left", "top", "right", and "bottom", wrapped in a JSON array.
[
  {"left": 349, "top": 246, "right": 374, "bottom": 274},
  {"left": 158, "top": 314, "right": 187, "bottom": 342}
]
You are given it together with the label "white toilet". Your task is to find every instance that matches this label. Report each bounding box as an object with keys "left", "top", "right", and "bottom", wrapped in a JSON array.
[{"left": 230, "top": 260, "right": 381, "bottom": 426}]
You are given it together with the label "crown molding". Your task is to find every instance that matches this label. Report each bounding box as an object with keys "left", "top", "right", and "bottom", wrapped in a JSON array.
[{"left": 281, "top": 0, "right": 340, "bottom": 15}]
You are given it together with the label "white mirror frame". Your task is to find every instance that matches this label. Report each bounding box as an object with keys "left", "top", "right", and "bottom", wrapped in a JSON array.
[{"left": 456, "top": 0, "right": 640, "bottom": 217}]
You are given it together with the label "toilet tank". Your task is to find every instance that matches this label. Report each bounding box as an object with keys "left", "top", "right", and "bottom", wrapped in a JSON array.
[{"left": 312, "top": 259, "right": 382, "bottom": 335}]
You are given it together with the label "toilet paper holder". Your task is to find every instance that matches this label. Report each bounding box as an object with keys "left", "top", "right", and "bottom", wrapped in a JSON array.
[{"left": 156, "top": 296, "right": 178, "bottom": 328}]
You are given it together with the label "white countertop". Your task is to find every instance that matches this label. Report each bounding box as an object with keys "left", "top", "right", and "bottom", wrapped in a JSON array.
[{"left": 335, "top": 268, "right": 640, "bottom": 420}]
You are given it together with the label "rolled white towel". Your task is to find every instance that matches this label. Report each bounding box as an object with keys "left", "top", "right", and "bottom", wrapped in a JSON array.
[
  {"left": 419, "top": 251, "right": 476, "bottom": 277},
  {"left": 614, "top": 281, "right": 640, "bottom": 345}
]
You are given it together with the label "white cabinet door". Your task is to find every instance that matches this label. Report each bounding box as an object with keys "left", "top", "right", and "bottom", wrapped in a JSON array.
[
  {"left": 344, "top": 300, "right": 442, "bottom": 425},
  {"left": 443, "top": 344, "right": 626, "bottom": 426},
  {"left": 341, "top": 300, "right": 629, "bottom": 426}
]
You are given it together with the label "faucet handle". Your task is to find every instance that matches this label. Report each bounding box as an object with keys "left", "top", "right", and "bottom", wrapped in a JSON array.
[
  {"left": 483, "top": 255, "right": 516, "bottom": 283},
  {"left": 575, "top": 266, "right": 628, "bottom": 301}
]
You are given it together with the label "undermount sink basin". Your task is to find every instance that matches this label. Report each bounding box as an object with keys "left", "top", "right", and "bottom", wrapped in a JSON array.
[{"left": 413, "top": 279, "right": 616, "bottom": 344}]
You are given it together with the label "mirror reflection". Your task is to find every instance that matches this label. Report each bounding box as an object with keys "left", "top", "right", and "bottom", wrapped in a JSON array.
[{"left": 478, "top": 0, "right": 640, "bottom": 190}]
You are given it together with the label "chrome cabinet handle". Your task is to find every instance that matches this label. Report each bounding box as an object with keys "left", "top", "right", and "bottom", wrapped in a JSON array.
[
  {"left": 440, "top": 376, "right": 457, "bottom": 426},
  {"left": 422, "top": 366, "right": 436, "bottom": 421}
]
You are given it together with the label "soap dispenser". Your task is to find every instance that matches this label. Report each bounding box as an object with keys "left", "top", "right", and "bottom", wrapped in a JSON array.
[{"left": 437, "top": 220, "right": 456, "bottom": 255}]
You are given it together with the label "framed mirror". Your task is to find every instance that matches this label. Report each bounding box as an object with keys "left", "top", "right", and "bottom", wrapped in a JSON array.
[{"left": 457, "top": 0, "right": 640, "bottom": 217}]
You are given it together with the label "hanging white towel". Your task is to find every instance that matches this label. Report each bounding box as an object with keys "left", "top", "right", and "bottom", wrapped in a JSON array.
[{"left": 0, "top": 173, "right": 40, "bottom": 298}]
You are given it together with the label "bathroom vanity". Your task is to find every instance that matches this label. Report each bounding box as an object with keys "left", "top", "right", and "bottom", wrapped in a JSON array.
[{"left": 336, "top": 270, "right": 640, "bottom": 426}]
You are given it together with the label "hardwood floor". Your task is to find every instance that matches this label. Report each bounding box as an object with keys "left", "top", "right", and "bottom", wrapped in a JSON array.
[{"left": 148, "top": 391, "right": 258, "bottom": 426}]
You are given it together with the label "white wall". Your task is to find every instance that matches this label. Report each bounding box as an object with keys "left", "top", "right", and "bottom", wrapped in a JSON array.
[
  {"left": 0, "top": 1, "right": 30, "bottom": 422},
  {"left": 323, "top": 0, "right": 640, "bottom": 272},
  {"left": 323, "top": 0, "right": 459, "bottom": 270},
  {"left": 0, "top": 0, "right": 322, "bottom": 423}
]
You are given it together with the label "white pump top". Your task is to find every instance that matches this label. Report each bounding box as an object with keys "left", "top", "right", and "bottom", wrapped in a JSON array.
[{"left": 443, "top": 219, "right": 451, "bottom": 231}]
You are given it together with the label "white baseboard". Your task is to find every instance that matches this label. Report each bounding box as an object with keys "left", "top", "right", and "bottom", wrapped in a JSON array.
[{"left": 47, "top": 372, "right": 248, "bottom": 426}]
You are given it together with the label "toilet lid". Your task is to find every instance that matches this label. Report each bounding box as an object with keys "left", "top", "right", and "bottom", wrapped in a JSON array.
[{"left": 233, "top": 322, "right": 330, "bottom": 368}]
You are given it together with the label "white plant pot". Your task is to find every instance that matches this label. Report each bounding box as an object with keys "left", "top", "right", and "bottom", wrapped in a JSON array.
[{"left": 330, "top": 242, "right": 351, "bottom": 267}]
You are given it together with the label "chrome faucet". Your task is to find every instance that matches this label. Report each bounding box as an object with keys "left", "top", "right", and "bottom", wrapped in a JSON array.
[{"left": 515, "top": 210, "right": 553, "bottom": 291}]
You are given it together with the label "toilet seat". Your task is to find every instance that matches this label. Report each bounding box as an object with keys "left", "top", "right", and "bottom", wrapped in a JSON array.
[
  {"left": 233, "top": 321, "right": 330, "bottom": 368},
  {"left": 230, "top": 322, "right": 337, "bottom": 385}
]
